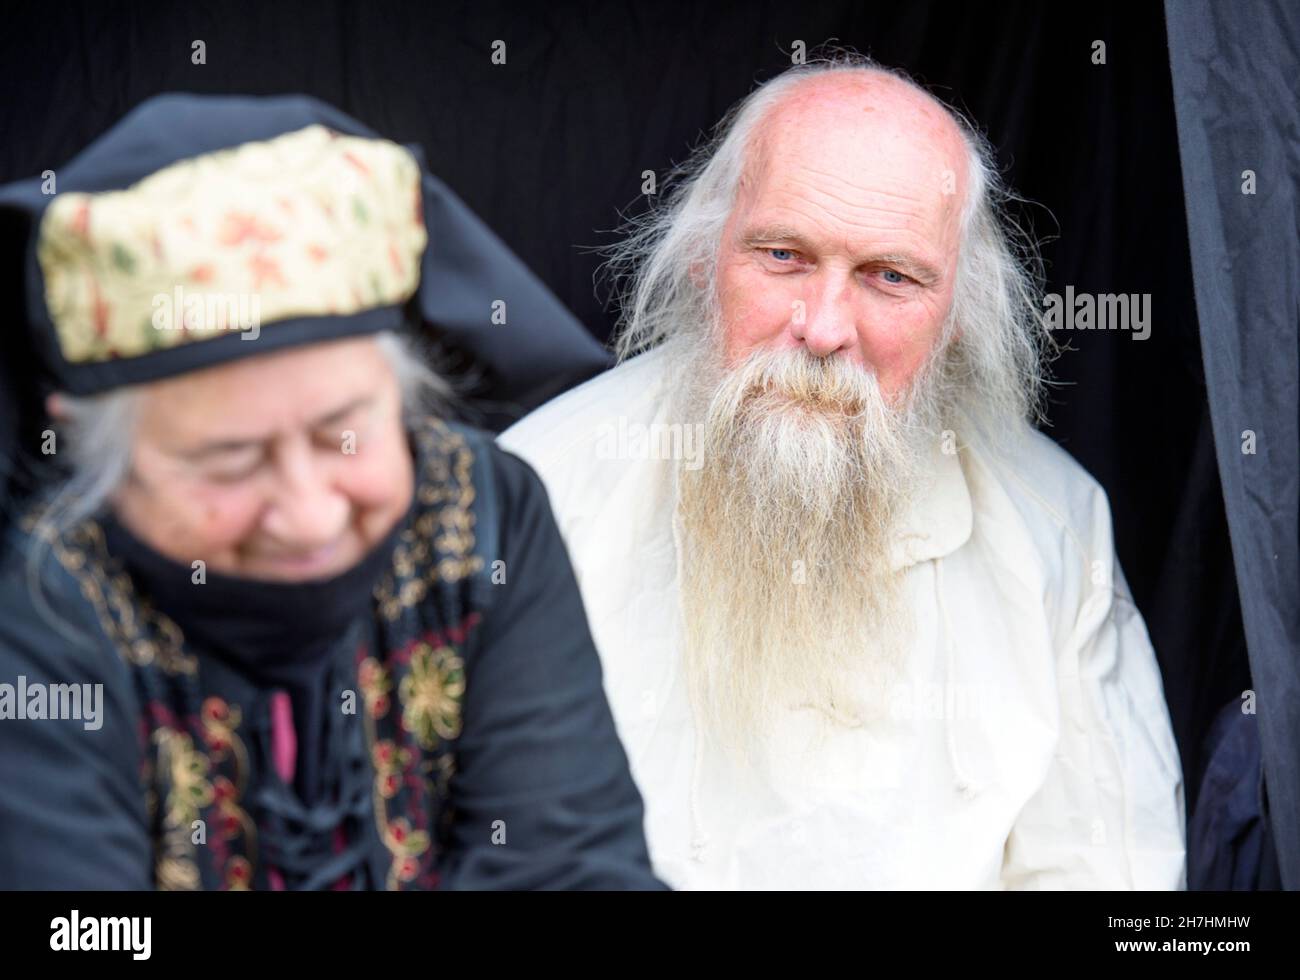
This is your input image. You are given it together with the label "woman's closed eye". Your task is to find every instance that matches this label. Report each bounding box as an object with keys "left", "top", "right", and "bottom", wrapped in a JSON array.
[
  {"left": 312, "top": 406, "right": 374, "bottom": 451},
  {"left": 202, "top": 447, "right": 265, "bottom": 483}
]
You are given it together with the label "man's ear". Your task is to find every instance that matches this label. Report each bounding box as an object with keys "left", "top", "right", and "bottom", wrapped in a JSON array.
[{"left": 45, "top": 392, "right": 68, "bottom": 421}]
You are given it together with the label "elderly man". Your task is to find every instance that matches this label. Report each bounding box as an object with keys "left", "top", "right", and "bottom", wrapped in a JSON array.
[
  {"left": 500, "top": 59, "right": 1187, "bottom": 888},
  {"left": 0, "top": 94, "right": 661, "bottom": 890}
]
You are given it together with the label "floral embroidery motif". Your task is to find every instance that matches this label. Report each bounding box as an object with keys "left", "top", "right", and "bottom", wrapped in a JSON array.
[
  {"left": 198, "top": 697, "right": 257, "bottom": 889},
  {"left": 370, "top": 739, "right": 413, "bottom": 800},
  {"left": 357, "top": 657, "right": 393, "bottom": 718},
  {"left": 150, "top": 726, "right": 211, "bottom": 892},
  {"left": 154, "top": 727, "right": 214, "bottom": 828},
  {"left": 360, "top": 619, "right": 478, "bottom": 890},
  {"left": 144, "top": 697, "right": 254, "bottom": 891},
  {"left": 400, "top": 643, "right": 465, "bottom": 750},
  {"left": 382, "top": 817, "right": 432, "bottom": 886},
  {"left": 225, "top": 856, "right": 254, "bottom": 892}
]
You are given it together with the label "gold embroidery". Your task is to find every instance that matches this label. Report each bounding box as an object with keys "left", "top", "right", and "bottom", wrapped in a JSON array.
[
  {"left": 362, "top": 694, "right": 433, "bottom": 889},
  {"left": 361, "top": 416, "right": 485, "bottom": 888},
  {"left": 144, "top": 701, "right": 256, "bottom": 891},
  {"left": 40, "top": 520, "right": 197, "bottom": 676},
  {"left": 155, "top": 728, "right": 215, "bottom": 827},
  {"left": 383, "top": 818, "right": 432, "bottom": 888},
  {"left": 149, "top": 728, "right": 210, "bottom": 892},
  {"left": 33, "top": 516, "right": 256, "bottom": 888},
  {"left": 371, "top": 739, "right": 413, "bottom": 800},
  {"left": 400, "top": 643, "right": 465, "bottom": 750},
  {"left": 375, "top": 417, "right": 485, "bottom": 619},
  {"left": 155, "top": 855, "right": 201, "bottom": 892},
  {"left": 357, "top": 656, "right": 393, "bottom": 718},
  {"left": 200, "top": 697, "right": 258, "bottom": 881}
]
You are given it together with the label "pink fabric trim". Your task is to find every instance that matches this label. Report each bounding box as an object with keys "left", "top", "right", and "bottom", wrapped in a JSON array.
[
  {"left": 267, "top": 690, "right": 296, "bottom": 892},
  {"left": 269, "top": 690, "right": 297, "bottom": 784}
]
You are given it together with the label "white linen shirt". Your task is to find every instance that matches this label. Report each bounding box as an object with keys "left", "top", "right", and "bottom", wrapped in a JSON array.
[{"left": 499, "top": 346, "right": 1187, "bottom": 889}]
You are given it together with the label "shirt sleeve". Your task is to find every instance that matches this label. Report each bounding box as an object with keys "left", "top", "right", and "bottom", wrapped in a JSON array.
[
  {"left": 0, "top": 552, "right": 153, "bottom": 889},
  {"left": 1000, "top": 492, "right": 1188, "bottom": 890},
  {"left": 437, "top": 446, "right": 667, "bottom": 890}
]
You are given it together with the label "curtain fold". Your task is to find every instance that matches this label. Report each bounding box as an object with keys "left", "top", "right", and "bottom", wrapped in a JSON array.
[{"left": 1165, "top": 0, "right": 1300, "bottom": 888}]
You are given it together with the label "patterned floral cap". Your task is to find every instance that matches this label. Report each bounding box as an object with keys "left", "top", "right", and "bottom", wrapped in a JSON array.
[
  {"left": 0, "top": 93, "right": 609, "bottom": 399},
  {"left": 38, "top": 124, "right": 426, "bottom": 367}
]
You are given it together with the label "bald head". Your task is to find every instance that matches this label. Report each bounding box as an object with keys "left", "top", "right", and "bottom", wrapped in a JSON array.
[
  {"left": 715, "top": 68, "right": 974, "bottom": 396},
  {"left": 611, "top": 57, "right": 1045, "bottom": 438},
  {"left": 744, "top": 69, "right": 973, "bottom": 215}
]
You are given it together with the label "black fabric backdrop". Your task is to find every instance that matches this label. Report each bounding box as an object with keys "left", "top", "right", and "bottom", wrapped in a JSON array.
[
  {"left": 0, "top": 1, "right": 1264, "bottom": 882},
  {"left": 1165, "top": 0, "right": 1299, "bottom": 890}
]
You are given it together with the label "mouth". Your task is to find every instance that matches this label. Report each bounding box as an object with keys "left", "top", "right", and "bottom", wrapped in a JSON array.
[
  {"left": 248, "top": 539, "right": 347, "bottom": 579},
  {"left": 752, "top": 384, "right": 863, "bottom": 414}
]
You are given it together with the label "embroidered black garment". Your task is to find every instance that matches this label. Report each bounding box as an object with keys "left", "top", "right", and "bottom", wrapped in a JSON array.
[{"left": 0, "top": 418, "right": 664, "bottom": 890}]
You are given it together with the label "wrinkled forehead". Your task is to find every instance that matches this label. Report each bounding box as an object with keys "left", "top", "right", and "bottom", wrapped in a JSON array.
[
  {"left": 134, "top": 336, "right": 394, "bottom": 445},
  {"left": 737, "top": 76, "right": 971, "bottom": 251}
]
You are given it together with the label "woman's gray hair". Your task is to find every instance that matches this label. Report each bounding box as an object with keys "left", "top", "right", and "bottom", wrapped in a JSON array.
[
  {"left": 24, "top": 329, "right": 450, "bottom": 644},
  {"left": 604, "top": 51, "right": 1053, "bottom": 436}
]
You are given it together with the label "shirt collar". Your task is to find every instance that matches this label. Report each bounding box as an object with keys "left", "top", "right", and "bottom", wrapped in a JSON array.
[{"left": 887, "top": 435, "right": 974, "bottom": 572}]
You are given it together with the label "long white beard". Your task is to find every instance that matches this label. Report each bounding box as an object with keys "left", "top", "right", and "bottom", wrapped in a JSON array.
[{"left": 673, "top": 338, "right": 952, "bottom": 762}]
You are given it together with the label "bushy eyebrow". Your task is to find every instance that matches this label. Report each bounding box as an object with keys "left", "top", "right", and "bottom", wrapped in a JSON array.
[
  {"left": 739, "top": 223, "right": 943, "bottom": 285},
  {"left": 740, "top": 223, "right": 811, "bottom": 249},
  {"left": 176, "top": 395, "right": 374, "bottom": 461}
]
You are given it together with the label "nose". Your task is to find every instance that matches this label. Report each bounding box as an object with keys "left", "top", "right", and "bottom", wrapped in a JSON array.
[
  {"left": 790, "top": 269, "right": 858, "bottom": 358},
  {"left": 260, "top": 439, "right": 350, "bottom": 549}
]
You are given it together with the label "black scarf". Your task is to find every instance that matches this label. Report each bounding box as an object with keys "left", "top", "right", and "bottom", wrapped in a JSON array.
[{"left": 99, "top": 505, "right": 410, "bottom": 689}]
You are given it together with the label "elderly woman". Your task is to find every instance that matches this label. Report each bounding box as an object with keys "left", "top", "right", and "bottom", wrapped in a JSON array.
[{"left": 0, "top": 95, "right": 661, "bottom": 890}]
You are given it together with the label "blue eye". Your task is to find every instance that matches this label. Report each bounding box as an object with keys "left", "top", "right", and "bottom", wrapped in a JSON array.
[
  {"left": 769, "top": 248, "right": 796, "bottom": 262},
  {"left": 881, "top": 268, "right": 907, "bottom": 285}
]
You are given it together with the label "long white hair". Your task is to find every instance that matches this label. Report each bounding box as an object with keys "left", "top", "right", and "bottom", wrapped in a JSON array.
[{"left": 603, "top": 52, "right": 1053, "bottom": 438}]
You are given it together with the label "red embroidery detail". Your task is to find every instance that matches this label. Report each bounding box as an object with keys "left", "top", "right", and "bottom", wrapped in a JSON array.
[
  {"left": 249, "top": 251, "right": 286, "bottom": 289},
  {"left": 343, "top": 151, "right": 372, "bottom": 176},
  {"left": 217, "top": 211, "right": 283, "bottom": 246},
  {"left": 90, "top": 278, "right": 110, "bottom": 338}
]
